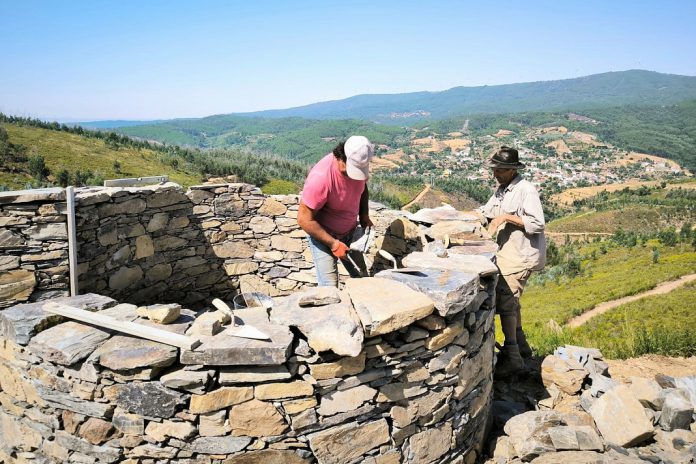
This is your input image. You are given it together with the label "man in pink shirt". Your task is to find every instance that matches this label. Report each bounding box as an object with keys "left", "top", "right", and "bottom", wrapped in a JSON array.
[{"left": 298, "top": 136, "right": 374, "bottom": 286}]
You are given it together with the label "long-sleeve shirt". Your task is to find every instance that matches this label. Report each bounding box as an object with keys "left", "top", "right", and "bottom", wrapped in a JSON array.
[{"left": 479, "top": 175, "right": 546, "bottom": 275}]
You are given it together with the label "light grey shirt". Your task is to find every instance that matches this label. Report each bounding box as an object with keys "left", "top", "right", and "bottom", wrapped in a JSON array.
[{"left": 479, "top": 175, "right": 546, "bottom": 275}]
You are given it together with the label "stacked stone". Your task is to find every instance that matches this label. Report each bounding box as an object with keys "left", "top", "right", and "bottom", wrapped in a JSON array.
[
  {"left": 0, "top": 188, "right": 70, "bottom": 308},
  {"left": 489, "top": 346, "right": 696, "bottom": 463},
  {"left": 0, "top": 249, "right": 497, "bottom": 464}
]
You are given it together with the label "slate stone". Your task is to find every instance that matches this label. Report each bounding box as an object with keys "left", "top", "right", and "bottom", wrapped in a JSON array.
[
  {"left": 96, "top": 335, "right": 178, "bottom": 371},
  {"left": 308, "top": 419, "right": 390, "bottom": 464},
  {"left": 54, "top": 430, "right": 121, "bottom": 463},
  {"left": 28, "top": 321, "right": 110, "bottom": 366},
  {"left": 114, "top": 382, "right": 186, "bottom": 418},
  {"left": 160, "top": 368, "right": 212, "bottom": 393},
  {"left": 219, "top": 365, "right": 291, "bottom": 385},
  {"left": 0, "top": 293, "right": 117, "bottom": 345},
  {"left": 0, "top": 269, "right": 36, "bottom": 305},
  {"left": 271, "top": 290, "right": 364, "bottom": 357},
  {"left": 345, "top": 278, "right": 434, "bottom": 337},
  {"left": 402, "top": 251, "right": 498, "bottom": 277},
  {"left": 189, "top": 436, "right": 252, "bottom": 454},
  {"left": 375, "top": 267, "right": 479, "bottom": 317},
  {"left": 35, "top": 385, "right": 113, "bottom": 418},
  {"left": 589, "top": 384, "right": 654, "bottom": 447},
  {"left": 181, "top": 307, "right": 293, "bottom": 366},
  {"left": 503, "top": 410, "right": 563, "bottom": 460},
  {"left": 407, "top": 205, "right": 479, "bottom": 224},
  {"left": 660, "top": 389, "right": 694, "bottom": 431}
]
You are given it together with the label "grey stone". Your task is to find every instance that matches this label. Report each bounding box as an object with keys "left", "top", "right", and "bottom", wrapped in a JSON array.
[
  {"left": 660, "top": 389, "right": 694, "bottom": 431},
  {"left": 589, "top": 374, "right": 618, "bottom": 397},
  {"left": 189, "top": 436, "right": 252, "bottom": 454},
  {"left": 548, "top": 426, "right": 603, "bottom": 451},
  {"left": 114, "top": 382, "right": 186, "bottom": 418},
  {"left": 317, "top": 385, "right": 377, "bottom": 416},
  {"left": 402, "top": 251, "right": 498, "bottom": 277},
  {"left": 674, "top": 376, "right": 696, "bottom": 409},
  {"left": 375, "top": 267, "right": 479, "bottom": 317},
  {"left": 181, "top": 308, "right": 293, "bottom": 366},
  {"left": 96, "top": 335, "right": 178, "bottom": 371},
  {"left": 0, "top": 269, "right": 36, "bottom": 305},
  {"left": 0, "top": 229, "right": 26, "bottom": 247},
  {"left": 0, "top": 255, "right": 20, "bottom": 271},
  {"left": 308, "top": 419, "right": 390, "bottom": 464},
  {"left": 35, "top": 386, "right": 113, "bottom": 418},
  {"left": 407, "top": 205, "right": 478, "bottom": 224},
  {"left": 629, "top": 377, "right": 665, "bottom": 410},
  {"left": 108, "top": 265, "right": 143, "bottom": 290},
  {"left": 28, "top": 321, "right": 110, "bottom": 365},
  {"left": 271, "top": 290, "right": 364, "bottom": 357},
  {"left": 589, "top": 384, "right": 654, "bottom": 447},
  {"left": 219, "top": 365, "right": 291, "bottom": 384},
  {"left": 160, "top": 368, "right": 212, "bottom": 393},
  {"left": 503, "top": 410, "right": 563, "bottom": 460},
  {"left": 23, "top": 223, "right": 68, "bottom": 241},
  {"left": 54, "top": 431, "right": 121, "bottom": 463},
  {"left": 112, "top": 408, "right": 144, "bottom": 435}
]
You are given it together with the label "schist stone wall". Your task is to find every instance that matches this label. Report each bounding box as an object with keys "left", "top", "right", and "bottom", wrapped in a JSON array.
[
  {"left": 0, "top": 188, "right": 70, "bottom": 309},
  {"left": 1, "top": 183, "right": 428, "bottom": 308},
  {"left": 0, "top": 182, "right": 500, "bottom": 463}
]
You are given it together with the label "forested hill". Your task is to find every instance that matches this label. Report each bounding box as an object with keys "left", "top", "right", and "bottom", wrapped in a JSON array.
[{"left": 238, "top": 70, "right": 696, "bottom": 123}]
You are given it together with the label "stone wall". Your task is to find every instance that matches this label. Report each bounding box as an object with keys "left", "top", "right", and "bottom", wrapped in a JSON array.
[
  {"left": 75, "top": 182, "right": 426, "bottom": 307},
  {"left": 0, "top": 261, "right": 497, "bottom": 463},
  {"left": 0, "top": 188, "right": 70, "bottom": 309}
]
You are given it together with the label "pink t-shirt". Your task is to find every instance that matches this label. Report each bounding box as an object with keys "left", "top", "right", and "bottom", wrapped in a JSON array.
[{"left": 301, "top": 154, "right": 367, "bottom": 238}]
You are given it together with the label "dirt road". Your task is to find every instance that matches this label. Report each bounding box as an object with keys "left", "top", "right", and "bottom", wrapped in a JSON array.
[
  {"left": 566, "top": 273, "right": 696, "bottom": 328},
  {"left": 402, "top": 184, "right": 431, "bottom": 211}
]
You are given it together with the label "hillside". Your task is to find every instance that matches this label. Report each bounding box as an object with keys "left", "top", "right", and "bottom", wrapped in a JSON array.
[{"left": 237, "top": 70, "right": 696, "bottom": 122}]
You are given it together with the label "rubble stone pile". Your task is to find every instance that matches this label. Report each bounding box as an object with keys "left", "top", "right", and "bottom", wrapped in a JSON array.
[
  {"left": 488, "top": 346, "right": 696, "bottom": 464},
  {"left": 0, "top": 182, "right": 502, "bottom": 463}
]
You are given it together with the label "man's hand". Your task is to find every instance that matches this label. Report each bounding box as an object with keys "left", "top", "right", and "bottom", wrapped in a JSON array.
[
  {"left": 487, "top": 215, "right": 508, "bottom": 236},
  {"left": 359, "top": 214, "right": 373, "bottom": 229},
  {"left": 331, "top": 240, "right": 350, "bottom": 259}
]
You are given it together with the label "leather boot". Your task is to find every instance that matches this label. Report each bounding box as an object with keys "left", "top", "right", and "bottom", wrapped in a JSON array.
[
  {"left": 495, "top": 344, "right": 525, "bottom": 379},
  {"left": 516, "top": 328, "right": 533, "bottom": 358}
]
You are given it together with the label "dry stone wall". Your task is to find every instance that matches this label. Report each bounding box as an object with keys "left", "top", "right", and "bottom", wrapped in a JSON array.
[{"left": 0, "top": 188, "right": 70, "bottom": 308}]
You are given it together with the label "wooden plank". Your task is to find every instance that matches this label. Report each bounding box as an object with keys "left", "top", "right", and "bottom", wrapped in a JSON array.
[
  {"left": 66, "top": 186, "right": 79, "bottom": 296},
  {"left": 43, "top": 302, "right": 200, "bottom": 350},
  {"left": 103, "top": 176, "right": 168, "bottom": 187}
]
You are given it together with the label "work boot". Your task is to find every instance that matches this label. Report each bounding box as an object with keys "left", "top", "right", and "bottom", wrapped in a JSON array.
[
  {"left": 494, "top": 344, "right": 525, "bottom": 379},
  {"left": 516, "top": 328, "right": 533, "bottom": 358}
]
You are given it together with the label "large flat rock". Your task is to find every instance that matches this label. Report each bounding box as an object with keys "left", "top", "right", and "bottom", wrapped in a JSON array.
[
  {"left": 271, "top": 288, "right": 364, "bottom": 357},
  {"left": 96, "top": 335, "right": 178, "bottom": 371},
  {"left": 375, "top": 268, "right": 480, "bottom": 317},
  {"left": 407, "top": 205, "right": 479, "bottom": 225},
  {"left": 589, "top": 384, "right": 654, "bottom": 447},
  {"left": 180, "top": 307, "right": 293, "bottom": 366},
  {"left": 308, "top": 418, "right": 390, "bottom": 464},
  {"left": 0, "top": 293, "right": 116, "bottom": 345},
  {"left": 402, "top": 251, "right": 498, "bottom": 277},
  {"left": 114, "top": 382, "right": 186, "bottom": 418},
  {"left": 344, "top": 278, "right": 434, "bottom": 337},
  {"left": 28, "top": 321, "right": 111, "bottom": 366}
]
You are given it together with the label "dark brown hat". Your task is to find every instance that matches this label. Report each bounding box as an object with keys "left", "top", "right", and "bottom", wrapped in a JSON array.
[{"left": 486, "top": 146, "right": 526, "bottom": 170}]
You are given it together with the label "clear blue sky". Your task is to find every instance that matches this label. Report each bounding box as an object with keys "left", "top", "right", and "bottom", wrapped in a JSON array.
[{"left": 1, "top": 0, "right": 695, "bottom": 121}]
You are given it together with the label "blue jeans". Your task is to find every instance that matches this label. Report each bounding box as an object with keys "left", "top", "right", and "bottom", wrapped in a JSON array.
[{"left": 307, "top": 234, "right": 367, "bottom": 287}]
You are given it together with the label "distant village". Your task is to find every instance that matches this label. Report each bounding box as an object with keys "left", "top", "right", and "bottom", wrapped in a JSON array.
[{"left": 371, "top": 121, "right": 689, "bottom": 195}]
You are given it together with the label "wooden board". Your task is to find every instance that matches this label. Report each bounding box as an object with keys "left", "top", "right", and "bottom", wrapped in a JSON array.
[{"left": 43, "top": 302, "right": 200, "bottom": 350}]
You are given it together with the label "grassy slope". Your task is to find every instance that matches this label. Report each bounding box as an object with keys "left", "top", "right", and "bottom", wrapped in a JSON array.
[
  {"left": 570, "top": 281, "right": 696, "bottom": 358},
  {"left": 521, "top": 241, "right": 696, "bottom": 327},
  {"left": 2, "top": 124, "right": 201, "bottom": 188}
]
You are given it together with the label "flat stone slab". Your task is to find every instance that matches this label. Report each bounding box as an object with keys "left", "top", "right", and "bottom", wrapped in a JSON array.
[
  {"left": 425, "top": 220, "right": 481, "bottom": 244},
  {"left": 219, "top": 365, "right": 291, "bottom": 385},
  {"left": 589, "top": 384, "right": 654, "bottom": 447},
  {"left": 0, "top": 293, "right": 116, "bottom": 345},
  {"left": 96, "top": 335, "right": 178, "bottom": 371},
  {"left": 407, "top": 205, "right": 479, "bottom": 225},
  {"left": 180, "top": 307, "right": 293, "bottom": 366},
  {"left": 375, "top": 268, "right": 480, "bottom": 317},
  {"left": 345, "top": 278, "right": 434, "bottom": 337},
  {"left": 402, "top": 251, "right": 498, "bottom": 277},
  {"left": 114, "top": 382, "right": 186, "bottom": 418},
  {"left": 448, "top": 240, "right": 498, "bottom": 259},
  {"left": 271, "top": 289, "right": 364, "bottom": 357},
  {"left": 35, "top": 385, "right": 114, "bottom": 418},
  {"left": 0, "top": 187, "right": 65, "bottom": 204},
  {"left": 28, "top": 321, "right": 111, "bottom": 366}
]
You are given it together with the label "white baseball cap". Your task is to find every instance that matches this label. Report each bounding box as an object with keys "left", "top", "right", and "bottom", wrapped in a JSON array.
[{"left": 344, "top": 135, "right": 374, "bottom": 180}]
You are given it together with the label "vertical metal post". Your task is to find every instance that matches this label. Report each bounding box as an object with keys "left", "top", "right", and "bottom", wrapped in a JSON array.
[{"left": 66, "top": 186, "right": 79, "bottom": 296}]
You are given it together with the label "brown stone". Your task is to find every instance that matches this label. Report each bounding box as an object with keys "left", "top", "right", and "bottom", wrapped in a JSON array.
[
  {"left": 223, "top": 450, "right": 310, "bottom": 464},
  {"left": 271, "top": 235, "right": 303, "bottom": 252},
  {"left": 78, "top": 417, "right": 115, "bottom": 445},
  {"left": 317, "top": 385, "right": 377, "bottom": 416},
  {"left": 134, "top": 235, "right": 154, "bottom": 259},
  {"left": 309, "top": 352, "right": 367, "bottom": 380},
  {"left": 97, "top": 335, "right": 178, "bottom": 370},
  {"left": 255, "top": 380, "right": 314, "bottom": 400},
  {"left": 212, "top": 241, "right": 255, "bottom": 259},
  {"left": 424, "top": 320, "right": 465, "bottom": 351},
  {"left": 199, "top": 410, "right": 229, "bottom": 436},
  {"left": 28, "top": 321, "right": 110, "bottom": 365},
  {"left": 259, "top": 198, "right": 288, "bottom": 216},
  {"left": 189, "top": 387, "right": 253, "bottom": 414},
  {"left": 145, "top": 420, "right": 197, "bottom": 441},
  {"left": 406, "top": 421, "right": 453, "bottom": 464},
  {"left": 229, "top": 399, "right": 288, "bottom": 437},
  {"left": 0, "top": 269, "right": 36, "bottom": 303},
  {"left": 308, "top": 419, "right": 390, "bottom": 464}
]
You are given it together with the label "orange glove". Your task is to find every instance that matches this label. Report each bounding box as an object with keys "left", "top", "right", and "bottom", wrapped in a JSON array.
[{"left": 331, "top": 241, "right": 349, "bottom": 259}]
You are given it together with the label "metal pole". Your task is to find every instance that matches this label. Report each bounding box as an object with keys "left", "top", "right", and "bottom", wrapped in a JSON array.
[{"left": 66, "top": 186, "right": 79, "bottom": 296}]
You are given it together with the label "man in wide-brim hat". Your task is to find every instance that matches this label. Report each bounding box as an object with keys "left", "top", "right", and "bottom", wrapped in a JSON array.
[{"left": 478, "top": 146, "right": 546, "bottom": 378}]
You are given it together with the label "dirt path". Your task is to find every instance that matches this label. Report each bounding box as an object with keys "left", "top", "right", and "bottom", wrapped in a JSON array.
[
  {"left": 606, "top": 354, "right": 696, "bottom": 382},
  {"left": 402, "top": 184, "right": 431, "bottom": 211},
  {"left": 566, "top": 273, "right": 696, "bottom": 328}
]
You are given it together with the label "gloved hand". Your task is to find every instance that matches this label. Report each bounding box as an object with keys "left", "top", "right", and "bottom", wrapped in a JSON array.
[{"left": 331, "top": 240, "right": 349, "bottom": 259}]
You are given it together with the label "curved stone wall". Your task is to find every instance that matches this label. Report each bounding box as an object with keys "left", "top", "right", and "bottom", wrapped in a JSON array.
[{"left": 0, "top": 182, "right": 498, "bottom": 463}]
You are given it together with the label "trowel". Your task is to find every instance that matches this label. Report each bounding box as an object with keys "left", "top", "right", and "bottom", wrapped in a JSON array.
[
  {"left": 377, "top": 250, "right": 423, "bottom": 274},
  {"left": 211, "top": 298, "right": 271, "bottom": 341}
]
